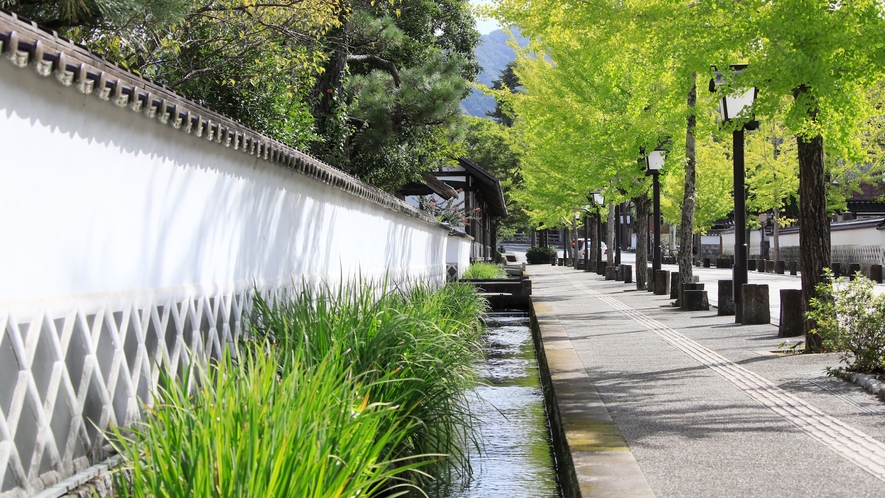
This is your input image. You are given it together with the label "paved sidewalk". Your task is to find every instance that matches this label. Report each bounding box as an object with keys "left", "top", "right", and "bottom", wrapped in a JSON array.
[{"left": 528, "top": 264, "right": 885, "bottom": 498}]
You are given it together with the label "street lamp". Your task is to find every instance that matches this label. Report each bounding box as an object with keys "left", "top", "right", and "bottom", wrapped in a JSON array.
[
  {"left": 710, "top": 64, "right": 758, "bottom": 323},
  {"left": 645, "top": 147, "right": 665, "bottom": 289}
]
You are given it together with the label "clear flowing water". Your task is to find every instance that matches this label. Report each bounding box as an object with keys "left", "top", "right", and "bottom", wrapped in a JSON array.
[{"left": 447, "top": 314, "right": 561, "bottom": 497}]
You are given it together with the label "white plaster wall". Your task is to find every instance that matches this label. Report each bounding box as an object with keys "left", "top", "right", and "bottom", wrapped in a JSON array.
[
  {"left": 446, "top": 235, "right": 472, "bottom": 279},
  {"left": 832, "top": 226, "right": 885, "bottom": 246},
  {"left": 0, "top": 65, "right": 447, "bottom": 315},
  {"left": 0, "top": 62, "right": 450, "bottom": 496}
]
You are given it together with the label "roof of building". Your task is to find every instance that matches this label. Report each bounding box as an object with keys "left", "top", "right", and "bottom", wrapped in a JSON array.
[
  {"left": 0, "top": 9, "right": 441, "bottom": 226},
  {"left": 455, "top": 157, "right": 508, "bottom": 218}
]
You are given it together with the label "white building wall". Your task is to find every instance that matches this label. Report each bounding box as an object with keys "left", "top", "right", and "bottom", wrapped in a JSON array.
[{"left": 0, "top": 57, "right": 449, "bottom": 496}]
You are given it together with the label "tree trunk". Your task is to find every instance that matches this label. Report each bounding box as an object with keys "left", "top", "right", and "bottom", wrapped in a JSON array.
[
  {"left": 795, "top": 86, "right": 830, "bottom": 351},
  {"left": 607, "top": 201, "right": 616, "bottom": 265},
  {"left": 679, "top": 75, "right": 698, "bottom": 287},
  {"left": 798, "top": 132, "right": 829, "bottom": 350},
  {"left": 773, "top": 206, "right": 781, "bottom": 263},
  {"left": 669, "top": 224, "right": 677, "bottom": 255},
  {"left": 573, "top": 217, "right": 580, "bottom": 266},
  {"left": 634, "top": 194, "right": 650, "bottom": 290},
  {"left": 591, "top": 212, "right": 600, "bottom": 271}
]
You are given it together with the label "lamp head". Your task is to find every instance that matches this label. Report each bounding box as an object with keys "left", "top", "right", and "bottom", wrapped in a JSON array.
[{"left": 709, "top": 64, "right": 757, "bottom": 122}]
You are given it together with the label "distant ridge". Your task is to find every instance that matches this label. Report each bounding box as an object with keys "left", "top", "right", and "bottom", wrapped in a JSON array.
[{"left": 462, "top": 28, "right": 528, "bottom": 118}]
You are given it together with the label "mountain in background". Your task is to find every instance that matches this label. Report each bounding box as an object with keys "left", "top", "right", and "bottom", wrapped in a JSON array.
[{"left": 462, "top": 28, "right": 527, "bottom": 118}]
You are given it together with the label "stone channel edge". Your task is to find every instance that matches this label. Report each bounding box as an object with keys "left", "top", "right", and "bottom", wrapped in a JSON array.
[{"left": 530, "top": 297, "right": 656, "bottom": 498}]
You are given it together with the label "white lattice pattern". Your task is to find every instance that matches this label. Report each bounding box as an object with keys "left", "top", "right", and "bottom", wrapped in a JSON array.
[{"left": 0, "top": 288, "right": 250, "bottom": 496}]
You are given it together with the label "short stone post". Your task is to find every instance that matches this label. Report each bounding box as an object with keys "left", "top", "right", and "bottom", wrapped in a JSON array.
[
  {"left": 757, "top": 259, "right": 766, "bottom": 273},
  {"left": 576, "top": 259, "right": 584, "bottom": 270},
  {"left": 832, "top": 262, "right": 841, "bottom": 278},
  {"left": 654, "top": 270, "right": 670, "bottom": 295},
  {"left": 703, "top": 258, "right": 711, "bottom": 268},
  {"left": 778, "top": 289, "right": 804, "bottom": 337},
  {"left": 647, "top": 267, "right": 654, "bottom": 292},
  {"left": 765, "top": 260, "right": 775, "bottom": 273},
  {"left": 742, "top": 284, "right": 770, "bottom": 325},
  {"left": 718, "top": 280, "right": 735, "bottom": 316},
  {"left": 622, "top": 264, "right": 633, "bottom": 284},
  {"left": 680, "top": 282, "right": 705, "bottom": 310},
  {"left": 605, "top": 265, "right": 618, "bottom": 280},
  {"left": 775, "top": 261, "right": 785, "bottom": 274},
  {"left": 670, "top": 272, "right": 680, "bottom": 299},
  {"left": 871, "top": 264, "right": 883, "bottom": 283},
  {"left": 682, "top": 290, "right": 709, "bottom": 311},
  {"left": 849, "top": 263, "right": 861, "bottom": 280},
  {"left": 788, "top": 260, "right": 798, "bottom": 276},
  {"left": 747, "top": 259, "right": 757, "bottom": 271},
  {"left": 598, "top": 262, "right": 607, "bottom": 276}
]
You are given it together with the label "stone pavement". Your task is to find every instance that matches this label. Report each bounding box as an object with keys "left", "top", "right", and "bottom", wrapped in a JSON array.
[{"left": 527, "top": 263, "right": 885, "bottom": 498}]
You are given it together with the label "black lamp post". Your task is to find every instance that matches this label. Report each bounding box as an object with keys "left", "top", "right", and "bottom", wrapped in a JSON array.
[
  {"left": 710, "top": 64, "right": 758, "bottom": 323},
  {"left": 645, "top": 148, "right": 666, "bottom": 286}
]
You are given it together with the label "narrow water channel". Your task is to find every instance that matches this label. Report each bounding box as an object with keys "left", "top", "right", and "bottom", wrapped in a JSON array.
[{"left": 447, "top": 313, "right": 561, "bottom": 497}]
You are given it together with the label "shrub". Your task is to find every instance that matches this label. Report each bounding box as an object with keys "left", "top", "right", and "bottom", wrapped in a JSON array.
[
  {"left": 525, "top": 246, "right": 557, "bottom": 264},
  {"left": 463, "top": 262, "right": 507, "bottom": 279},
  {"left": 807, "top": 269, "right": 885, "bottom": 373}
]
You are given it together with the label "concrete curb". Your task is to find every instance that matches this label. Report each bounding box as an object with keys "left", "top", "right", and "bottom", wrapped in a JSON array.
[{"left": 530, "top": 298, "right": 655, "bottom": 498}]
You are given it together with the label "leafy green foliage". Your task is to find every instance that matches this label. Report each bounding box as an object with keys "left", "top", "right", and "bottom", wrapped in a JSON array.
[
  {"left": 525, "top": 245, "right": 556, "bottom": 264},
  {"left": 462, "top": 262, "right": 506, "bottom": 279},
  {"left": 462, "top": 116, "right": 530, "bottom": 236},
  {"left": 112, "top": 346, "right": 422, "bottom": 497},
  {"left": 808, "top": 270, "right": 885, "bottom": 374},
  {"left": 247, "top": 280, "right": 487, "bottom": 492},
  {"left": 112, "top": 280, "right": 488, "bottom": 496}
]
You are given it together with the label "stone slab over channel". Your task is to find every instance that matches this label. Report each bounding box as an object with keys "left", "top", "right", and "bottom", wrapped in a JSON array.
[{"left": 531, "top": 301, "right": 655, "bottom": 498}]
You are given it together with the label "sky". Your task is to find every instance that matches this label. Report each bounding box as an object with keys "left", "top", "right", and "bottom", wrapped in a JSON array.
[{"left": 472, "top": 0, "right": 502, "bottom": 35}]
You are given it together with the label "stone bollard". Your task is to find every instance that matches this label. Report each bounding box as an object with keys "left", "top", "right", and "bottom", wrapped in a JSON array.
[
  {"left": 622, "top": 264, "right": 633, "bottom": 284},
  {"left": 598, "top": 262, "right": 607, "bottom": 276},
  {"left": 871, "top": 264, "right": 883, "bottom": 283},
  {"left": 757, "top": 259, "right": 766, "bottom": 273},
  {"left": 778, "top": 289, "right": 804, "bottom": 337},
  {"left": 654, "top": 270, "right": 670, "bottom": 295},
  {"left": 670, "top": 272, "right": 680, "bottom": 299},
  {"left": 764, "top": 260, "right": 774, "bottom": 273},
  {"left": 605, "top": 265, "right": 618, "bottom": 280},
  {"left": 718, "top": 280, "right": 735, "bottom": 316},
  {"left": 551, "top": 257, "right": 556, "bottom": 266},
  {"left": 788, "top": 260, "right": 798, "bottom": 276},
  {"left": 576, "top": 259, "right": 584, "bottom": 270},
  {"left": 718, "top": 258, "right": 733, "bottom": 269},
  {"left": 682, "top": 290, "right": 709, "bottom": 311},
  {"left": 849, "top": 263, "right": 861, "bottom": 280},
  {"left": 775, "top": 260, "right": 785, "bottom": 274},
  {"left": 703, "top": 258, "right": 711, "bottom": 268},
  {"left": 742, "top": 284, "right": 770, "bottom": 325},
  {"left": 832, "top": 262, "right": 841, "bottom": 278},
  {"left": 680, "top": 282, "right": 705, "bottom": 310},
  {"left": 647, "top": 267, "right": 655, "bottom": 291},
  {"left": 747, "top": 259, "right": 756, "bottom": 271}
]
